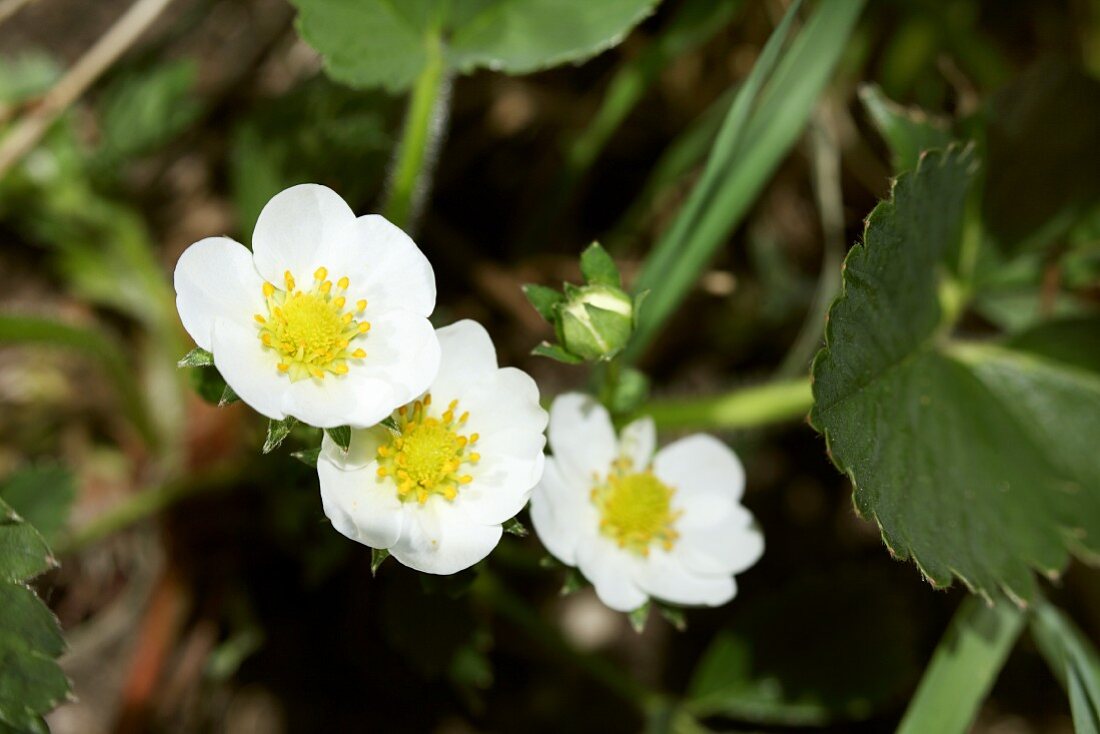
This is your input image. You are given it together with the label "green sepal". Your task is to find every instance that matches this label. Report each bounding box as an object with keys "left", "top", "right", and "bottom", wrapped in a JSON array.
[
  {"left": 629, "top": 601, "right": 651, "bottom": 633},
  {"left": 263, "top": 417, "right": 297, "bottom": 454},
  {"left": 178, "top": 347, "right": 214, "bottom": 368},
  {"left": 218, "top": 384, "right": 239, "bottom": 407},
  {"left": 560, "top": 567, "right": 586, "bottom": 596},
  {"left": 326, "top": 426, "right": 352, "bottom": 452},
  {"left": 502, "top": 517, "right": 528, "bottom": 537},
  {"left": 531, "top": 342, "right": 583, "bottom": 364},
  {"left": 371, "top": 547, "right": 390, "bottom": 576},
  {"left": 579, "top": 242, "right": 621, "bottom": 287},
  {"left": 583, "top": 303, "right": 631, "bottom": 359},
  {"left": 657, "top": 603, "right": 687, "bottom": 632},
  {"left": 522, "top": 284, "right": 564, "bottom": 323},
  {"left": 291, "top": 447, "right": 321, "bottom": 467}
]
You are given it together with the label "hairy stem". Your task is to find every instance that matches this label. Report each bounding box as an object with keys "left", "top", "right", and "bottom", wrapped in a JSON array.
[
  {"left": 384, "top": 31, "right": 449, "bottom": 231},
  {"left": 643, "top": 377, "right": 812, "bottom": 431}
]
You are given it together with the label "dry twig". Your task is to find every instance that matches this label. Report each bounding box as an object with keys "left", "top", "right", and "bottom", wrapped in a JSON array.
[{"left": 0, "top": 0, "right": 175, "bottom": 179}]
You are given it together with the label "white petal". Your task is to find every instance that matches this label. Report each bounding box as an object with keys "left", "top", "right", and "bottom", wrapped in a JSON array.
[
  {"left": 317, "top": 455, "right": 404, "bottom": 549},
  {"left": 282, "top": 369, "right": 402, "bottom": 429},
  {"left": 389, "top": 501, "right": 502, "bottom": 575},
  {"left": 430, "top": 320, "right": 499, "bottom": 403},
  {"left": 576, "top": 536, "right": 647, "bottom": 612},
  {"left": 618, "top": 416, "right": 656, "bottom": 470},
  {"left": 531, "top": 458, "right": 595, "bottom": 566},
  {"left": 676, "top": 509, "right": 764, "bottom": 576},
  {"left": 459, "top": 452, "right": 542, "bottom": 526},
  {"left": 354, "top": 308, "right": 441, "bottom": 409},
  {"left": 251, "top": 184, "right": 359, "bottom": 286},
  {"left": 211, "top": 318, "right": 288, "bottom": 420},
  {"left": 337, "top": 215, "right": 436, "bottom": 317},
  {"left": 652, "top": 434, "right": 746, "bottom": 502},
  {"left": 174, "top": 237, "right": 265, "bottom": 351},
  {"left": 548, "top": 393, "right": 617, "bottom": 486},
  {"left": 321, "top": 425, "right": 390, "bottom": 471},
  {"left": 456, "top": 367, "right": 547, "bottom": 457},
  {"left": 634, "top": 551, "right": 736, "bottom": 607}
]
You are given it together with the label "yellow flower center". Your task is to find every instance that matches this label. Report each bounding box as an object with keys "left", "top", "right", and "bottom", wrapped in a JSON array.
[
  {"left": 591, "top": 461, "right": 681, "bottom": 555},
  {"left": 375, "top": 394, "right": 480, "bottom": 505},
  {"left": 255, "top": 267, "right": 370, "bottom": 381}
]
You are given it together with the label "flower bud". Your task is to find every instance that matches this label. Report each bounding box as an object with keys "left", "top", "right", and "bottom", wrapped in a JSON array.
[{"left": 559, "top": 284, "right": 634, "bottom": 361}]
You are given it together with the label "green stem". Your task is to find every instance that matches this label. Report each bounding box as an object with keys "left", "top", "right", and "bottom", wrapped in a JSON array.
[
  {"left": 896, "top": 596, "right": 1025, "bottom": 734},
  {"left": 55, "top": 467, "right": 238, "bottom": 555},
  {"left": 472, "top": 569, "right": 660, "bottom": 712},
  {"left": 599, "top": 357, "right": 623, "bottom": 413},
  {"left": 384, "top": 31, "right": 447, "bottom": 230},
  {"left": 643, "top": 377, "right": 812, "bottom": 431}
]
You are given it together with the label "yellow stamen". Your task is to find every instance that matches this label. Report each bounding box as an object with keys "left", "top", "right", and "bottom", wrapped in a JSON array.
[{"left": 373, "top": 393, "right": 479, "bottom": 505}]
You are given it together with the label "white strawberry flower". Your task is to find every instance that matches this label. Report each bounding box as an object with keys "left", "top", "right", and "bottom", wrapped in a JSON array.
[
  {"left": 531, "top": 393, "right": 763, "bottom": 612},
  {"left": 317, "top": 320, "right": 548, "bottom": 575},
  {"left": 174, "top": 184, "right": 440, "bottom": 428}
]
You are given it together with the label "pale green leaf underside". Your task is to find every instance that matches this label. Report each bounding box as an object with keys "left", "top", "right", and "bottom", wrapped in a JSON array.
[
  {"left": 291, "top": 0, "right": 658, "bottom": 92},
  {"left": 811, "top": 146, "right": 1100, "bottom": 603}
]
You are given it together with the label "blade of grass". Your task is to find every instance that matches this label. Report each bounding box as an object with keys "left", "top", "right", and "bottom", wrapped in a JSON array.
[
  {"left": 1029, "top": 597, "right": 1100, "bottom": 733},
  {"left": 0, "top": 313, "right": 159, "bottom": 448},
  {"left": 524, "top": 0, "right": 743, "bottom": 250},
  {"left": 896, "top": 597, "right": 1024, "bottom": 734},
  {"left": 627, "top": 0, "right": 866, "bottom": 360},
  {"left": 606, "top": 85, "right": 736, "bottom": 255}
]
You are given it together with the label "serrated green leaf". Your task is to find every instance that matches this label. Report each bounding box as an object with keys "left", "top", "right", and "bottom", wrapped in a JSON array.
[
  {"left": 811, "top": 146, "right": 1100, "bottom": 603},
  {"left": 371, "top": 547, "right": 390, "bottom": 576},
  {"left": 292, "top": 0, "right": 657, "bottom": 93},
  {"left": 0, "top": 499, "right": 70, "bottom": 731},
  {"left": 325, "top": 426, "right": 352, "bottom": 452},
  {"left": 531, "top": 342, "right": 583, "bottom": 364},
  {"left": 263, "top": 417, "right": 297, "bottom": 454},
  {"left": 628, "top": 602, "right": 650, "bottom": 633},
  {"left": 522, "top": 284, "right": 564, "bottom": 323},
  {"left": 0, "top": 467, "right": 75, "bottom": 544},
  {"left": 579, "top": 242, "right": 620, "bottom": 288},
  {"left": 291, "top": 447, "right": 321, "bottom": 468},
  {"left": 178, "top": 347, "right": 214, "bottom": 368},
  {"left": 859, "top": 83, "right": 953, "bottom": 173},
  {"left": 502, "top": 518, "right": 528, "bottom": 537},
  {"left": 0, "top": 502, "right": 53, "bottom": 584}
]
